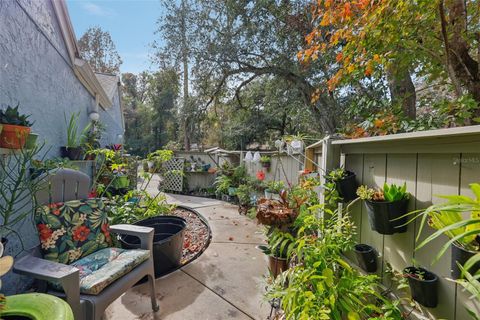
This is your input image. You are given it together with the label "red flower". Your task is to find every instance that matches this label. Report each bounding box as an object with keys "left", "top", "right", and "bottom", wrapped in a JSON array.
[
  {"left": 72, "top": 225, "right": 90, "bottom": 242},
  {"left": 37, "top": 224, "right": 53, "bottom": 241},
  {"left": 88, "top": 190, "right": 97, "bottom": 199},
  {"left": 256, "top": 170, "right": 266, "bottom": 181},
  {"left": 48, "top": 202, "right": 63, "bottom": 215},
  {"left": 101, "top": 223, "right": 111, "bottom": 243}
]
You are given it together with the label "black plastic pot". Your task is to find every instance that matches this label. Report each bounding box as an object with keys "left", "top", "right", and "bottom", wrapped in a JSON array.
[
  {"left": 451, "top": 242, "right": 480, "bottom": 279},
  {"left": 354, "top": 244, "right": 377, "bottom": 272},
  {"left": 365, "top": 198, "right": 408, "bottom": 235},
  {"left": 60, "top": 146, "right": 83, "bottom": 160},
  {"left": 336, "top": 171, "right": 358, "bottom": 202},
  {"left": 121, "top": 216, "right": 187, "bottom": 278},
  {"left": 403, "top": 266, "right": 438, "bottom": 308}
]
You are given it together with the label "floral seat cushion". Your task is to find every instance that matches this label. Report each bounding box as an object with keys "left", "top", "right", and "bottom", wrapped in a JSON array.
[
  {"left": 51, "top": 247, "right": 150, "bottom": 295},
  {"left": 35, "top": 199, "right": 113, "bottom": 264}
]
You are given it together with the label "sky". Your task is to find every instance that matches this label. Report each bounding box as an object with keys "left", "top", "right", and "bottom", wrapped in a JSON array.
[{"left": 66, "top": 0, "right": 165, "bottom": 74}]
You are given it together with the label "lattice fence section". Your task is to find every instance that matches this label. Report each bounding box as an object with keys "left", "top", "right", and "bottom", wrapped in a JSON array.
[{"left": 160, "top": 158, "right": 185, "bottom": 192}]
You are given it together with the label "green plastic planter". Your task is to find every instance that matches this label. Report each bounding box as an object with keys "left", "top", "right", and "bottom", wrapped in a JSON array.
[
  {"left": 25, "top": 133, "right": 39, "bottom": 149},
  {"left": 0, "top": 293, "right": 73, "bottom": 320}
]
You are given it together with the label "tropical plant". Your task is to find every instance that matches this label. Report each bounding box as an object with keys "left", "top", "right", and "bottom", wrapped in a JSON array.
[
  {"left": 326, "top": 168, "right": 348, "bottom": 182},
  {"left": 259, "top": 156, "right": 271, "bottom": 164},
  {"left": 357, "top": 183, "right": 408, "bottom": 202},
  {"left": 0, "top": 105, "right": 32, "bottom": 126},
  {"left": 0, "top": 144, "right": 48, "bottom": 253},
  {"left": 214, "top": 175, "right": 232, "bottom": 195},
  {"left": 383, "top": 183, "right": 409, "bottom": 202},
  {"left": 64, "top": 112, "right": 91, "bottom": 148},
  {"left": 265, "top": 180, "right": 284, "bottom": 193},
  {"left": 236, "top": 184, "right": 254, "bottom": 207},
  {"left": 403, "top": 183, "right": 480, "bottom": 262},
  {"left": 261, "top": 228, "right": 296, "bottom": 259},
  {"left": 266, "top": 208, "right": 403, "bottom": 319},
  {"left": 105, "top": 190, "right": 175, "bottom": 225}
]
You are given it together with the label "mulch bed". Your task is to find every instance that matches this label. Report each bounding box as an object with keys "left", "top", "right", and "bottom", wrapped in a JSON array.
[{"left": 170, "top": 207, "right": 211, "bottom": 265}]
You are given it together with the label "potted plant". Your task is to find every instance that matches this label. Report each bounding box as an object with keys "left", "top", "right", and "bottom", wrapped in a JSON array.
[
  {"left": 356, "top": 183, "right": 409, "bottom": 235},
  {"left": 326, "top": 168, "right": 358, "bottom": 202},
  {"left": 25, "top": 133, "right": 39, "bottom": 149},
  {"left": 0, "top": 105, "right": 33, "bottom": 149},
  {"left": 258, "top": 229, "right": 295, "bottom": 278},
  {"left": 61, "top": 112, "right": 91, "bottom": 160},
  {"left": 264, "top": 180, "right": 285, "bottom": 199},
  {"left": 260, "top": 156, "right": 271, "bottom": 170},
  {"left": 402, "top": 183, "right": 480, "bottom": 279},
  {"left": 354, "top": 243, "right": 377, "bottom": 272},
  {"left": 402, "top": 266, "right": 438, "bottom": 308}
]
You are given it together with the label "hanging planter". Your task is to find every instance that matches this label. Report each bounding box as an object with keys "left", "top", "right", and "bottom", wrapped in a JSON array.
[
  {"left": 357, "top": 183, "right": 409, "bottom": 235},
  {"left": 354, "top": 244, "right": 377, "bottom": 272},
  {"left": 403, "top": 266, "right": 438, "bottom": 308},
  {"left": 365, "top": 199, "right": 408, "bottom": 234},
  {"left": 336, "top": 171, "right": 358, "bottom": 202},
  {"left": 451, "top": 242, "right": 480, "bottom": 279},
  {"left": 260, "top": 156, "right": 271, "bottom": 170},
  {"left": 60, "top": 146, "right": 83, "bottom": 160}
]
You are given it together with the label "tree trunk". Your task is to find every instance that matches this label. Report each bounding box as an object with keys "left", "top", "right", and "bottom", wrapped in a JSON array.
[
  {"left": 181, "top": 0, "right": 190, "bottom": 150},
  {"left": 386, "top": 65, "right": 416, "bottom": 120},
  {"left": 440, "top": 0, "right": 480, "bottom": 111}
]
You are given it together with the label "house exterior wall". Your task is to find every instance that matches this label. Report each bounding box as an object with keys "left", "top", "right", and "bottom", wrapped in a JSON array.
[
  {"left": 99, "top": 87, "right": 125, "bottom": 147},
  {"left": 0, "top": 0, "right": 122, "bottom": 293}
]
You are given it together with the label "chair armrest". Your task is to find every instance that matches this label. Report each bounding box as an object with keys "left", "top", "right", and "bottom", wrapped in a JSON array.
[
  {"left": 109, "top": 224, "right": 154, "bottom": 251},
  {"left": 14, "top": 255, "right": 82, "bottom": 319}
]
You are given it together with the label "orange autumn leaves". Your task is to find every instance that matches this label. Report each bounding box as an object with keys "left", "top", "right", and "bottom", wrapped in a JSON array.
[{"left": 299, "top": 0, "right": 382, "bottom": 99}]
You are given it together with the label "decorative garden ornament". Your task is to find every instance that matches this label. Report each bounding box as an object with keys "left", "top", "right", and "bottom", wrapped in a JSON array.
[
  {"left": 244, "top": 151, "right": 253, "bottom": 162},
  {"left": 253, "top": 151, "right": 261, "bottom": 162}
]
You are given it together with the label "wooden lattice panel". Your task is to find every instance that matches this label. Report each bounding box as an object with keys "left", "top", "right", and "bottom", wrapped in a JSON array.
[{"left": 161, "top": 158, "right": 185, "bottom": 192}]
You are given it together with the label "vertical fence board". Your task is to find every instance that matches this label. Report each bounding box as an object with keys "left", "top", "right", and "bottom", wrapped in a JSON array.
[
  {"left": 456, "top": 153, "right": 480, "bottom": 320},
  {"left": 415, "top": 153, "right": 459, "bottom": 320},
  {"left": 360, "top": 154, "right": 387, "bottom": 277},
  {"left": 344, "top": 154, "right": 364, "bottom": 243},
  {"left": 383, "top": 154, "right": 417, "bottom": 286},
  {"left": 344, "top": 154, "right": 364, "bottom": 262}
]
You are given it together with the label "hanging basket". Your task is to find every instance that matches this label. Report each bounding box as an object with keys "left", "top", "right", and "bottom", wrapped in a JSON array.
[{"left": 256, "top": 198, "right": 297, "bottom": 226}]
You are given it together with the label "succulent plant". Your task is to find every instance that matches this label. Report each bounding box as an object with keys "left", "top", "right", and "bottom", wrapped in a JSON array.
[{"left": 0, "top": 105, "right": 32, "bottom": 126}]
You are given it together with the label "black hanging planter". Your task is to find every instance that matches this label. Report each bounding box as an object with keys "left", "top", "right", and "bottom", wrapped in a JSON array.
[
  {"left": 336, "top": 171, "right": 358, "bottom": 202},
  {"left": 365, "top": 198, "right": 408, "bottom": 235},
  {"left": 60, "top": 146, "right": 83, "bottom": 160},
  {"left": 451, "top": 242, "right": 480, "bottom": 279},
  {"left": 354, "top": 244, "right": 377, "bottom": 272},
  {"left": 403, "top": 266, "right": 438, "bottom": 308},
  {"left": 121, "top": 216, "right": 187, "bottom": 278}
]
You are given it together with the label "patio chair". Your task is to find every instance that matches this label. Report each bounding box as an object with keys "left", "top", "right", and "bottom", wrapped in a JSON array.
[{"left": 14, "top": 168, "right": 159, "bottom": 320}]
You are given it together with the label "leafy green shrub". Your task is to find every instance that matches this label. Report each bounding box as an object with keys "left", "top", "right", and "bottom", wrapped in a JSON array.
[{"left": 267, "top": 210, "right": 403, "bottom": 319}]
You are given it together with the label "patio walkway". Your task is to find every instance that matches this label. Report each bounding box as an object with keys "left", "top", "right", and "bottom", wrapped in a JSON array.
[{"left": 105, "top": 193, "right": 270, "bottom": 320}]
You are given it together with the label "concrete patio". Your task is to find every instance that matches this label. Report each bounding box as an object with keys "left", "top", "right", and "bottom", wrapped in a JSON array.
[{"left": 105, "top": 194, "right": 270, "bottom": 320}]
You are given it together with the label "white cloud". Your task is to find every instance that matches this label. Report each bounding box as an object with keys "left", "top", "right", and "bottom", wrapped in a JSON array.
[{"left": 82, "top": 2, "right": 116, "bottom": 17}]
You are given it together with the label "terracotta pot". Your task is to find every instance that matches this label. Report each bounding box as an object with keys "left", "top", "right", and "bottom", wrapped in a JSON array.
[{"left": 0, "top": 124, "right": 30, "bottom": 149}]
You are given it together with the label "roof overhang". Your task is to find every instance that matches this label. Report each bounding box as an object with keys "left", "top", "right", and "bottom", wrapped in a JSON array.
[{"left": 51, "top": 0, "right": 112, "bottom": 109}]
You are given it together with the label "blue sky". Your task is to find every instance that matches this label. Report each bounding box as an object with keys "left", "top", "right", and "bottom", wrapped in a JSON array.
[{"left": 66, "top": 0, "right": 165, "bottom": 74}]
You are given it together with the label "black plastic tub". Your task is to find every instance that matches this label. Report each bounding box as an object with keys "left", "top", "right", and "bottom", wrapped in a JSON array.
[
  {"left": 451, "top": 242, "right": 480, "bottom": 279},
  {"left": 403, "top": 266, "right": 438, "bottom": 308},
  {"left": 336, "top": 171, "right": 358, "bottom": 202},
  {"left": 354, "top": 244, "right": 377, "bottom": 272},
  {"left": 365, "top": 198, "right": 408, "bottom": 235},
  {"left": 121, "top": 216, "right": 187, "bottom": 278}
]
